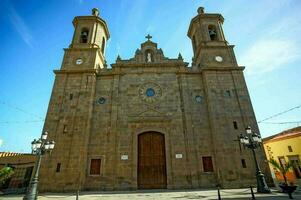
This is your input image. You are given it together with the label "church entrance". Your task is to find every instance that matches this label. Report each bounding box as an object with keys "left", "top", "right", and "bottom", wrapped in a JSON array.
[{"left": 138, "top": 132, "right": 167, "bottom": 189}]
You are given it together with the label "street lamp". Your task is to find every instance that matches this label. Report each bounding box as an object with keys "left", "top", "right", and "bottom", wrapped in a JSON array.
[
  {"left": 240, "top": 126, "right": 270, "bottom": 193},
  {"left": 23, "top": 131, "right": 55, "bottom": 200}
]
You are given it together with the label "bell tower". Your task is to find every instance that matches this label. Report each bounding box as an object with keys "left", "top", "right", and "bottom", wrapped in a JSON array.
[
  {"left": 187, "top": 7, "right": 238, "bottom": 68},
  {"left": 39, "top": 8, "right": 110, "bottom": 192},
  {"left": 187, "top": 6, "right": 271, "bottom": 188},
  {"left": 62, "top": 8, "right": 110, "bottom": 70}
]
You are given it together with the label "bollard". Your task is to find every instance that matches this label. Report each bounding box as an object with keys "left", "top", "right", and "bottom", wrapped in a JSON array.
[
  {"left": 217, "top": 187, "right": 222, "bottom": 200},
  {"left": 250, "top": 186, "right": 255, "bottom": 200},
  {"left": 76, "top": 190, "right": 79, "bottom": 200}
]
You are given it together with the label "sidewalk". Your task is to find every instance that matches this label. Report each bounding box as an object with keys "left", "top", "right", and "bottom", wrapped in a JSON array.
[{"left": 1, "top": 188, "right": 301, "bottom": 200}]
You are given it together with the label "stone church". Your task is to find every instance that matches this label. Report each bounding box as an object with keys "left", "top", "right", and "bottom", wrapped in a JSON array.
[{"left": 39, "top": 7, "right": 271, "bottom": 192}]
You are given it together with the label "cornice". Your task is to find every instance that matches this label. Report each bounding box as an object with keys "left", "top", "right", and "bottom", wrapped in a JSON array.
[
  {"left": 188, "top": 13, "right": 224, "bottom": 38},
  {"left": 53, "top": 66, "right": 244, "bottom": 76},
  {"left": 72, "top": 16, "right": 110, "bottom": 39},
  {"left": 111, "top": 61, "right": 188, "bottom": 68},
  {"left": 54, "top": 69, "right": 98, "bottom": 75}
]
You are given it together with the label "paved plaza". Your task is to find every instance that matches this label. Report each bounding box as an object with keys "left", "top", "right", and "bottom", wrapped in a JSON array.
[{"left": 1, "top": 188, "right": 301, "bottom": 200}]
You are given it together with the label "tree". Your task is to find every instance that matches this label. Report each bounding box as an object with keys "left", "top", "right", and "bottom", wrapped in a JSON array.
[
  {"left": 269, "top": 158, "right": 293, "bottom": 185},
  {"left": 0, "top": 166, "right": 14, "bottom": 184}
]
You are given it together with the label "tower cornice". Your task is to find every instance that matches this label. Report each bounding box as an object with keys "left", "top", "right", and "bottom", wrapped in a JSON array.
[
  {"left": 72, "top": 16, "right": 110, "bottom": 39},
  {"left": 187, "top": 14, "right": 224, "bottom": 38}
]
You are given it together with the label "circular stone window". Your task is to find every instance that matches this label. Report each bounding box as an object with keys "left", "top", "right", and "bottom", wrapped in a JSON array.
[
  {"left": 139, "top": 83, "right": 162, "bottom": 103},
  {"left": 195, "top": 95, "right": 203, "bottom": 103},
  {"left": 97, "top": 97, "right": 106, "bottom": 104},
  {"left": 146, "top": 88, "right": 155, "bottom": 97}
]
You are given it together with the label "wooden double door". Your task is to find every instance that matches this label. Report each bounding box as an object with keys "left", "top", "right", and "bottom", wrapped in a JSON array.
[{"left": 138, "top": 132, "right": 167, "bottom": 189}]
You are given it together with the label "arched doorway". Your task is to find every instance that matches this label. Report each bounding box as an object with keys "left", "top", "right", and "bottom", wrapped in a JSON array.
[{"left": 138, "top": 132, "right": 167, "bottom": 189}]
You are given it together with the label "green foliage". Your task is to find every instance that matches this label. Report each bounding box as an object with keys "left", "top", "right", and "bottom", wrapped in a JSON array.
[
  {"left": 269, "top": 158, "right": 293, "bottom": 184},
  {"left": 269, "top": 158, "right": 293, "bottom": 173},
  {"left": 0, "top": 166, "right": 14, "bottom": 184}
]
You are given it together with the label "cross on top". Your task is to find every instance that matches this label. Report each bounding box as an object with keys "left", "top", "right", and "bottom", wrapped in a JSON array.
[{"left": 145, "top": 34, "right": 152, "bottom": 41}]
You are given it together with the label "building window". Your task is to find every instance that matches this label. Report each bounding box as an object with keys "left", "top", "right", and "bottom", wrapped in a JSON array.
[
  {"left": 24, "top": 166, "right": 34, "bottom": 186},
  {"left": 225, "top": 90, "right": 231, "bottom": 97},
  {"left": 202, "top": 156, "right": 214, "bottom": 172},
  {"left": 90, "top": 159, "right": 101, "bottom": 175},
  {"left": 288, "top": 146, "right": 293, "bottom": 152},
  {"left": 63, "top": 125, "right": 68, "bottom": 133},
  {"left": 69, "top": 93, "right": 73, "bottom": 100},
  {"left": 97, "top": 97, "right": 106, "bottom": 104},
  {"left": 56, "top": 163, "right": 61, "bottom": 172},
  {"left": 80, "top": 28, "right": 89, "bottom": 43},
  {"left": 101, "top": 37, "right": 105, "bottom": 54},
  {"left": 208, "top": 25, "right": 218, "bottom": 41},
  {"left": 195, "top": 95, "right": 203, "bottom": 103},
  {"left": 279, "top": 157, "right": 286, "bottom": 168},
  {"left": 146, "top": 88, "right": 155, "bottom": 97},
  {"left": 288, "top": 156, "right": 301, "bottom": 179},
  {"left": 233, "top": 121, "right": 238, "bottom": 129},
  {"left": 241, "top": 159, "right": 247, "bottom": 168}
]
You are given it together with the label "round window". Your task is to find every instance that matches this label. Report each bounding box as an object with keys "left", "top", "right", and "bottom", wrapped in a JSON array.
[
  {"left": 97, "top": 97, "right": 106, "bottom": 104},
  {"left": 146, "top": 88, "right": 155, "bottom": 97},
  {"left": 195, "top": 95, "right": 203, "bottom": 103}
]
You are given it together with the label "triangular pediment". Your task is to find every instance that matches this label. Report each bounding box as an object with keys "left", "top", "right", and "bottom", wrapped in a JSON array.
[
  {"left": 111, "top": 36, "right": 187, "bottom": 67},
  {"left": 137, "top": 107, "right": 166, "bottom": 117},
  {"left": 127, "top": 107, "right": 173, "bottom": 123}
]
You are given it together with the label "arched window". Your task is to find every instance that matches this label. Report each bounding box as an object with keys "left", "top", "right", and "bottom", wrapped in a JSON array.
[
  {"left": 145, "top": 50, "right": 154, "bottom": 63},
  {"left": 192, "top": 35, "right": 197, "bottom": 51},
  {"left": 101, "top": 37, "right": 105, "bottom": 54},
  {"left": 208, "top": 25, "right": 218, "bottom": 41},
  {"left": 80, "top": 28, "right": 89, "bottom": 43}
]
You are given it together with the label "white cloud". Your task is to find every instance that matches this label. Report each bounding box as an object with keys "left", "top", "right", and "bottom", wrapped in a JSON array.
[
  {"left": 240, "top": 39, "right": 300, "bottom": 75},
  {"left": 239, "top": 7, "right": 301, "bottom": 76},
  {"left": 8, "top": 4, "right": 34, "bottom": 48},
  {"left": 0, "top": 139, "right": 3, "bottom": 147}
]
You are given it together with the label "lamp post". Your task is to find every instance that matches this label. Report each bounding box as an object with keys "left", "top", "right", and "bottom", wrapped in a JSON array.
[
  {"left": 240, "top": 126, "right": 270, "bottom": 193},
  {"left": 23, "top": 131, "right": 55, "bottom": 200}
]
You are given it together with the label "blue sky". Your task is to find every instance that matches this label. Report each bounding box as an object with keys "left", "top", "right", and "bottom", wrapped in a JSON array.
[{"left": 0, "top": 0, "right": 300, "bottom": 153}]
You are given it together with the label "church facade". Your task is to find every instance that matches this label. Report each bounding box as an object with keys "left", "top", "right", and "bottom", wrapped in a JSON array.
[{"left": 39, "top": 7, "right": 271, "bottom": 192}]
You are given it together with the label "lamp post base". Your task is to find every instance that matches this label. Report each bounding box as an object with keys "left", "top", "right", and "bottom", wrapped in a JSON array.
[
  {"left": 256, "top": 172, "right": 271, "bottom": 193},
  {"left": 23, "top": 179, "right": 38, "bottom": 200},
  {"left": 23, "top": 194, "right": 37, "bottom": 200}
]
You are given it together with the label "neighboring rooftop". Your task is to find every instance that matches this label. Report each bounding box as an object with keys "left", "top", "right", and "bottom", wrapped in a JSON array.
[
  {"left": 263, "top": 126, "right": 301, "bottom": 143},
  {"left": 0, "top": 152, "right": 32, "bottom": 158}
]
